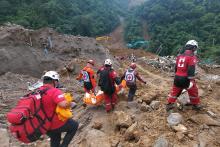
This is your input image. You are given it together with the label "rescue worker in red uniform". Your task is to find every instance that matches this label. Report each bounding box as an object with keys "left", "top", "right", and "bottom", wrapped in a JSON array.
[
  {"left": 121, "top": 63, "right": 146, "bottom": 101},
  {"left": 98, "top": 59, "right": 122, "bottom": 112},
  {"left": 76, "top": 60, "right": 96, "bottom": 93},
  {"left": 166, "top": 40, "right": 201, "bottom": 111},
  {"left": 40, "top": 71, "right": 78, "bottom": 147}
]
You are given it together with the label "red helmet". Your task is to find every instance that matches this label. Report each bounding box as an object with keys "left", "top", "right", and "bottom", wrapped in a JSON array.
[
  {"left": 88, "top": 60, "right": 95, "bottom": 66},
  {"left": 130, "top": 63, "right": 136, "bottom": 69}
]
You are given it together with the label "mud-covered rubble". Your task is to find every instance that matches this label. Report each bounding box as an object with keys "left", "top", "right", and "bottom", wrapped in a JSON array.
[
  {"left": 1, "top": 23, "right": 220, "bottom": 147},
  {"left": 0, "top": 24, "right": 111, "bottom": 77},
  {"left": 139, "top": 56, "right": 176, "bottom": 72}
]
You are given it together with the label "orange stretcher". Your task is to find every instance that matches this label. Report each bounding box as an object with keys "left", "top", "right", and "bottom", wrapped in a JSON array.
[
  {"left": 83, "top": 80, "right": 127, "bottom": 106},
  {"left": 83, "top": 91, "right": 104, "bottom": 105}
]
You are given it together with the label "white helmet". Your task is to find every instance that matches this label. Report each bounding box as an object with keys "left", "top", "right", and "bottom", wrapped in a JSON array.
[
  {"left": 42, "top": 71, "right": 60, "bottom": 81},
  {"left": 104, "top": 59, "right": 112, "bottom": 66},
  {"left": 185, "top": 40, "right": 198, "bottom": 48}
]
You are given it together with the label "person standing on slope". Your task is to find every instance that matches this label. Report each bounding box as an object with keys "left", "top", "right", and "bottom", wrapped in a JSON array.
[
  {"left": 40, "top": 71, "right": 78, "bottom": 147},
  {"left": 98, "top": 59, "right": 122, "bottom": 112},
  {"left": 166, "top": 40, "right": 201, "bottom": 111},
  {"left": 76, "top": 60, "right": 96, "bottom": 93},
  {"left": 121, "top": 63, "right": 146, "bottom": 102}
]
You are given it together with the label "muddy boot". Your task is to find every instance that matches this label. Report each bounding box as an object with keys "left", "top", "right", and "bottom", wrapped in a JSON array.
[
  {"left": 192, "top": 104, "right": 202, "bottom": 111},
  {"left": 166, "top": 103, "right": 175, "bottom": 112}
]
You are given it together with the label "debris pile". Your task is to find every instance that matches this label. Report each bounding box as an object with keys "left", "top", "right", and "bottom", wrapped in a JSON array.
[{"left": 140, "top": 56, "right": 176, "bottom": 72}]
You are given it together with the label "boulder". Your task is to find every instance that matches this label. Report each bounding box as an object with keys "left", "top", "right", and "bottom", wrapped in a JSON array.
[
  {"left": 198, "top": 132, "right": 213, "bottom": 147},
  {"left": 171, "top": 124, "right": 187, "bottom": 133},
  {"left": 176, "top": 132, "right": 185, "bottom": 141},
  {"left": 92, "top": 122, "right": 103, "bottom": 130},
  {"left": 127, "top": 101, "right": 138, "bottom": 109},
  {"left": 110, "top": 137, "right": 120, "bottom": 147},
  {"left": 78, "top": 129, "right": 111, "bottom": 147},
  {"left": 124, "top": 122, "right": 138, "bottom": 141},
  {"left": 0, "top": 128, "right": 9, "bottom": 147},
  {"left": 113, "top": 111, "right": 132, "bottom": 128},
  {"left": 167, "top": 113, "right": 183, "bottom": 126},
  {"left": 140, "top": 102, "right": 152, "bottom": 112},
  {"left": 153, "top": 136, "right": 169, "bottom": 147},
  {"left": 190, "top": 114, "right": 220, "bottom": 126},
  {"left": 150, "top": 101, "right": 160, "bottom": 110},
  {"left": 141, "top": 92, "right": 159, "bottom": 105}
]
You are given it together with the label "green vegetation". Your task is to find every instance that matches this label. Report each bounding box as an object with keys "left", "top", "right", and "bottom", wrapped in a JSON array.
[
  {"left": 0, "top": 0, "right": 129, "bottom": 36},
  {"left": 0, "top": 0, "right": 220, "bottom": 63},
  {"left": 124, "top": 0, "right": 220, "bottom": 63}
]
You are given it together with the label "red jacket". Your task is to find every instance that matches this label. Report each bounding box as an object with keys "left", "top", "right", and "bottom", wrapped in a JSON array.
[
  {"left": 175, "top": 50, "right": 197, "bottom": 78},
  {"left": 39, "top": 84, "right": 66, "bottom": 130}
]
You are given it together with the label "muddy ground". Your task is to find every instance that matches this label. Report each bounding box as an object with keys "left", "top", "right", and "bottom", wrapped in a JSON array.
[{"left": 0, "top": 25, "right": 220, "bottom": 147}]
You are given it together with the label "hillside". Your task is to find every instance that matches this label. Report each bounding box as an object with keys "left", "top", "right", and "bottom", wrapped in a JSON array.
[
  {"left": 0, "top": 0, "right": 129, "bottom": 36},
  {"left": 0, "top": 25, "right": 220, "bottom": 147},
  {"left": 124, "top": 0, "right": 220, "bottom": 62}
]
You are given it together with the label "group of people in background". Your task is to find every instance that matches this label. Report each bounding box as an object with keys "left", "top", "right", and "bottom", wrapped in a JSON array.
[
  {"left": 37, "top": 39, "right": 201, "bottom": 146},
  {"left": 77, "top": 58, "right": 147, "bottom": 112}
]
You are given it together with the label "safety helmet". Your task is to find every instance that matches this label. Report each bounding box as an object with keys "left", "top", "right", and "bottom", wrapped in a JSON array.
[
  {"left": 87, "top": 59, "right": 95, "bottom": 66},
  {"left": 104, "top": 59, "right": 112, "bottom": 66},
  {"left": 42, "top": 71, "right": 60, "bottom": 81},
  {"left": 130, "top": 63, "right": 136, "bottom": 69},
  {"left": 185, "top": 40, "right": 198, "bottom": 48}
]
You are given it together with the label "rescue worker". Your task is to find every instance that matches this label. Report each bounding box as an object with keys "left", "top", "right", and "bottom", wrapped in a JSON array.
[
  {"left": 98, "top": 59, "right": 121, "bottom": 112},
  {"left": 166, "top": 40, "right": 201, "bottom": 111},
  {"left": 40, "top": 71, "right": 78, "bottom": 147},
  {"left": 121, "top": 63, "right": 146, "bottom": 101},
  {"left": 76, "top": 60, "right": 96, "bottom": 93}
]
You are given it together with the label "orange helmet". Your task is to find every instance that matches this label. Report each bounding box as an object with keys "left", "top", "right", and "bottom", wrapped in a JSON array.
[
  {"left": 88, "top": 60, "right": 95, "bottom": 66},
  {"left": 130, "top": 63, "right": 136, "bottom": 69}
]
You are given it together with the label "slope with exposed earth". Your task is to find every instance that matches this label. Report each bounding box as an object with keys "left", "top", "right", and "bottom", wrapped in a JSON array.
[{"left": 0, "top": 25, "right": 220, "bottom": 147}]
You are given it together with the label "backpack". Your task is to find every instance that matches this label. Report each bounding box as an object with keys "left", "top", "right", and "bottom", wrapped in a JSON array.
[
  {"left": 6, "top": 88, "right": 54, "bottom": 143},
  {"left": 98, "top": 68, "right": 115, "bottom": 95}
]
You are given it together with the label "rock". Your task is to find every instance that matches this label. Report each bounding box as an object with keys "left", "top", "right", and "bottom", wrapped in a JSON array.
[
  {"left": 127, "top": 101, "right": 138, "bottom": 109},
  {"left": 176, "top": 132, "right": 185, "bottom": 141},
  {"left": 113, "top": 111, "right": 132, "bottom": 128},
  {"left": 110, "top": 137, "right": 120, "bottom": 147},
  {"left": 141, "top": 92, "right": 158, "bottom": 105},
  {"left": 187, "top": 134, "right": 194, "bottom": 140},
  {"left": 207, "top": 110, "right": 217, "bottom": 118},
  {"left": 198, "top": 89, "right": 205, "bottom": 97},
  {"left": 171, "top": 124, "right": 187, "bottom": 133},
  {"left": 0, "top": 128, "right": 9, "bottom": 147},
  {"left": 78, "top": 129, "right": 111, "bottom": 147},
  {"left": 198, "top": 132, "right": 213, "bottom": 147},
  {"left": 199, "top": 124, "right": 209, "bottom": 130},
  {"left": 138, "top": 135, "right": 151, "bottom": 147},
  {"left": 0, "top": 114, "right": 5, "bottom": 120},
  {"left": 137, "top": 98, "right": 143, "bottom": 103},
  {"left": 120, "top": 128, "right": 127, "bottom": 134},
  {"left": 150, "top": 101, "right": 160, "bottom": 110},
  {"left": 190, "top": 114, "right": 220, "bottom": 126},
  {"left": 153, "top": 136, "right": 169, "bottom": 147},
  {"left": 167, "top": 113, "right": 183, "bottom": 126},
  {"left": 0, "top": 103, "right": 7, "bottom": 107},
  {"left": 140, "top": 102, "right": 152, "bottom": 112},
  {"left": 124, "top": 122, "right": 138, "bottom": 141},
  {"left": 92, "top": 122, "right": 103, "bottom": 130}
]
